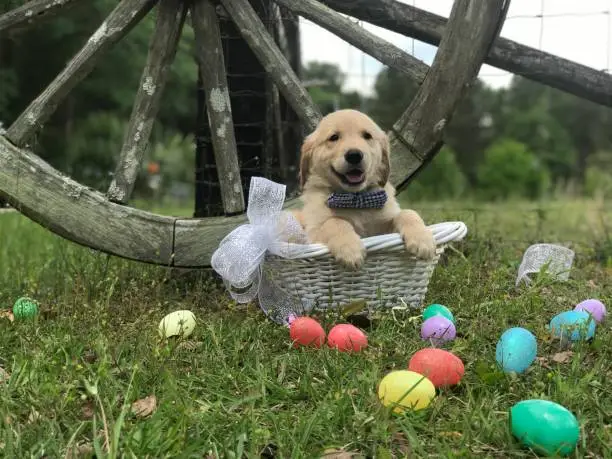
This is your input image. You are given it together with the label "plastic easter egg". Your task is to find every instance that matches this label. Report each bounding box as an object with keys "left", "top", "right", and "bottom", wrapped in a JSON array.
[
  {"left": 158, "top": 310, "right": 196, "bottom": 338},
  {"left": 574, "top": 299, "right": 606, "bottom": 323},
  {"left": 289, "top": 317, "right": 326, "bottom": 348},
  {"left": 422, "top": 304, "right": 455, "bottom": 324},
  {"left": 420, "top": 316, "right": 456, "bottom": 345},
  {"left": 510, "top": 399, "right": 580, "bottom": 456},
  {"left": 408, "top": 348, "right": 464, "bottom": 387},
  {"left": 12, "top": 297, "right": 39, "bottom": 319},
  {"left": 327, "top": 324, "right": 368, "bottom": 352},
  {"left": 549, "top": 310, "right": 596, "bottom": 341},
  {"left": 378, "top": 370, "right": 436, "bottom": 413},
  {"left": 495, "top": 327, "right": 537, "bottom": 373}
]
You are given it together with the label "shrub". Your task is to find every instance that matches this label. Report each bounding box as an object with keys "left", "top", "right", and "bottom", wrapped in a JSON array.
[
  {"left": 477, "top": 139, "right": 550, "bottom": 200},
  {"left": 405, "top": 146, "right": 467, "bottom": 201}
]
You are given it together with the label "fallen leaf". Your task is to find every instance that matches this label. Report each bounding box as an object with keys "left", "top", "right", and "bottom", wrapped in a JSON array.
[
  {"left": 536, "top": 357, "right": 552, "bottom": 369},
  {"left": 341, "top": 299, "right": 367, "bottom": 316},
  {"left": 391, "top": 432, "right": 411, "bottom": 456},
  {"left": 66, "top": 443, "right": 94, "bottom": 459},
  {"left": 439, "top": 431, "right": 463, "bottom": 439},
  {"left": 0, "top": 368, "right": 9, "bottom": 383},
  {"left": 321, "top": 448, "right": 362, "bottom": 458},
  {"left": 0, "top": 310, "right": 13, "bottom": 322},
  {"left": 551, "top": 351, "right": 574, "bottom": 364},
  {"left": 27, "top": 409, "right": 41, "bottom": 424},
  {"left": 131, "top": 395, "right": 157, "bottom": 418},
  {"left": 176, "top": 341, "right": 203, "bottom": 352},
  {"left": 80, "top": 400, "right": 95, "bottom": 420}
]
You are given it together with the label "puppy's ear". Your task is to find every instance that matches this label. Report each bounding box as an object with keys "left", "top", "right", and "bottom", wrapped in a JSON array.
[
  {"left": 299, "top": 133, "right": 315, "bottom": 189},
  {"left": 377, "top": 133, "right": 391, "bottom": 187}
]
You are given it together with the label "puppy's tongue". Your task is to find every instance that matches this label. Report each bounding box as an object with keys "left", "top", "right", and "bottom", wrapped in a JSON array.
[{"left": 345, "top": 170, "right": 364, "bottom": 184}]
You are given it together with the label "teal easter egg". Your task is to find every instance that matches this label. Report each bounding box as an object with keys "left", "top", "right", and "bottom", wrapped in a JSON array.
[
  {"left": 422, "top": 304, "right": 454, "bottom": 324},
  {"left": 549, "top": 310, "right": 596, "bottom": 341},
  {"left": 510, "top": 399, "right": 579, "bottom": 456},
  {"left": 12, "top": 297, "right": 39, "bottom": 319},
  {"left": 495, "top": 327, "right": 537, "bottom": 373}
]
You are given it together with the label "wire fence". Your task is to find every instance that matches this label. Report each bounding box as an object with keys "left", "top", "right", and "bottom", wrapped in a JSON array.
[{"left": 295, "top": 0, "right": 612, "bottom": 94}]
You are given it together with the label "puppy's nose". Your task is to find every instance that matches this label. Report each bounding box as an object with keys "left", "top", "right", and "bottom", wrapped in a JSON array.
[{"left": 344, "top": 149, "right": 363, "bottom": 165}]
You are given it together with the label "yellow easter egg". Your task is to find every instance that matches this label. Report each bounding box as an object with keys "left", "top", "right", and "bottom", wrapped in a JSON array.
[
  {"left": 378, "top": 370, "right": 436, "bottom": 413},
  {"left": 158, "top": 310, "right": 196, "bottom": 338}
]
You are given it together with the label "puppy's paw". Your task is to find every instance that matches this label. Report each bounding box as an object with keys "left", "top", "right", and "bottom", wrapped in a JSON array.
[
  {"left": 402, "top": 228, "right": 436, "bottom": 260},
  {"left": 327, "top": 235, "right": 366, "bottom": 270}
]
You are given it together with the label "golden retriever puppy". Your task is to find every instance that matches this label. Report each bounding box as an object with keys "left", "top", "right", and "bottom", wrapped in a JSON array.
[{"left": 293, "top": 109, "right": 435, "bottom": 269}]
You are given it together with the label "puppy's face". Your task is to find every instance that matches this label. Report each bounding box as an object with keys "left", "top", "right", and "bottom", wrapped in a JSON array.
[{"left": 299, "top": 109, "right": 390, "bottom": 192}]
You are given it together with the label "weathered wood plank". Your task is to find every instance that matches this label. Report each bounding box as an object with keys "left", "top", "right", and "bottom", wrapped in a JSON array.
[
  {"left": 388, "top": 0, "right": 508, "bottom": 191},
  {"left": 275, "top": 0, "right": 428, "bottom": 83},
  {"left": 108, "top": 0, "right": 187, "bottom": 204},
  {"left": 320, "top": 0, "right": 612, "bottom": 108},
  {"left": 190, "top": 0, "right": 245, "bottom": 215},
  {"left": 220, "top": 0, "right": 321, "bottom": 131},
  {"left": 6, "top": 0, "right": 158, "bottom": 147},
  {"left": 0, "top": 136, "right": 174, "bottom": 264},
  {"left": 0, "top": 0, "right": 85, "bottom": 35}
]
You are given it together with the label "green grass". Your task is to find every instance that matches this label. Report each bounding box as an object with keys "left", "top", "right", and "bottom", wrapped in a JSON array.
[{"left": 0, "top": 200, "right": 611, "bottom": 458}]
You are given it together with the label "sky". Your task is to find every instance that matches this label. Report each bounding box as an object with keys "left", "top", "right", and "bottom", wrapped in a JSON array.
[{"left": 300, "top": 0, "right": 612, "bottom": 95}]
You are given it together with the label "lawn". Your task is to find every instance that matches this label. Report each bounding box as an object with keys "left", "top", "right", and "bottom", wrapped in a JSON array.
[{"left": 0, "top": 200, "right": 610, "bottom": 458}]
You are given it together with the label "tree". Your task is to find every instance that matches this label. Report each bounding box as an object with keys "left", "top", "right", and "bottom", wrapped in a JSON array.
[{"left": 502, "top": 76, "right": 612, "bottom": 185}]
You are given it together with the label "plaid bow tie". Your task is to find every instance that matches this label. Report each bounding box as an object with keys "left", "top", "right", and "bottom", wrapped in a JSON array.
[{"left": 327, "top": 190, "right": 388, "bottom": 209}]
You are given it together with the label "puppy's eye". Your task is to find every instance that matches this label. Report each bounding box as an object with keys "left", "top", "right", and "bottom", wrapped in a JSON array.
[
  {"left": 328, "top": 133, "right": 339, "bottom": 142},
  {"left": 362, "top": 131, "right": 372, "bottom": 140}
]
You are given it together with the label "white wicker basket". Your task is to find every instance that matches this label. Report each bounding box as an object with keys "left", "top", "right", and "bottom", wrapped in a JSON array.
[{"left": 264, "top": 221, "right": 468, "bottom": 310}]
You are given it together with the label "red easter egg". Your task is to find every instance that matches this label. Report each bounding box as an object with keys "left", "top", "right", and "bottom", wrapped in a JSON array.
[
  {"left": 327, "top": 324, "right": 368, "bottom": 352},
  {"left": 408, "top": 348, "right": 464, "bottom": 387},
  {"left": 289, "top": 317, "right": 326, "bottom": 348}
]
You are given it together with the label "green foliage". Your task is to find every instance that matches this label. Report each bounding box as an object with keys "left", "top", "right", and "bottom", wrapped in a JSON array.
[
  {"left": 66, "top": 112, "right": 125, "bottom": 190},
  {"left": 0, "top": 204, "right": 610, "bottom": 456},
  {"left": 369, "top": 67, "right": 417, "bottom": 130},
  {"left": 149, "top": 132, "right": 195, "bottom": 187},
  {"left": 477, "top": 139, "right": 551, "bottom": 200},
  {"left": 584, "top": 151, "right": 612, "bottom": 199},
  {"left": 304, "top": 62, "right": 364, "bottom": 114},
  {"left": 405, "top": 147, "right": 467, "bottom": 201}
]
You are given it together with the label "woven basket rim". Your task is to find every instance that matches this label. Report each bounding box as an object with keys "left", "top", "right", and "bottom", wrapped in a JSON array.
[{"left": 269, "top": 221, "right": 468, "bottom": 259}]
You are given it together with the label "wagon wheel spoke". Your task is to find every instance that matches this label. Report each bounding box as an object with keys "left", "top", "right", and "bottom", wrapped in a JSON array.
[
  {"left": 219, "top": 0, "right": 322, "bottom": 131},
  {"left": 275, "top": 0, "right": 428, "bottom": 83},
  {"left": 108, "top": 0, "right": 188, "bottom": 204},
  {"left": 388, "top": 0, "right": 509, "bottom": 190},
  {"left": 0, "top": 0, "right": 85, "bottom": 36},
  {"left": 190, "top": 0, "right": 245, "bottom": 215},
  {"left": 5, "top": 0, "right": 158, "bottom": 147}
]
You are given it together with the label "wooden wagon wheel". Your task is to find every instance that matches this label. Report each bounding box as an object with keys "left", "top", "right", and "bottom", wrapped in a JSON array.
[{"left": 0, "top": 0, "right": 509, "bottom": 268}]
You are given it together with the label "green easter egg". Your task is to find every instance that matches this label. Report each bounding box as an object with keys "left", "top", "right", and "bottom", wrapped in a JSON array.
[
  {"left": 423, "top": 304, "right": 454, "bottom": 324},
  {"left": 13, "top": 297, "right": 39, "bottom": 319},
  {"left": 510, "top": 399, "right": 579, "bottom": 456}
]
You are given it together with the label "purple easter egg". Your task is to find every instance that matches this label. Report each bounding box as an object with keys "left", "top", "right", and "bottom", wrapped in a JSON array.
[
  {"left": 421, "top": 316, "right": 456, "bottom": 345},
  {"left": 574, "top": 299, "right": 606, "bottom": 323}
]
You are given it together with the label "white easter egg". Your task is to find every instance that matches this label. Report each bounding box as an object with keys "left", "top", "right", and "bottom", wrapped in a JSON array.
[{"left": 158, "top": 310, "right": 196, "bottom": 338}]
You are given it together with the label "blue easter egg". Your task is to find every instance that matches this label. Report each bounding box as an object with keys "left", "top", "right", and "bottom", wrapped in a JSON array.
[
  {"left": 549, "top": 311, "right": 596, "bottom": 341},
  {"left": 495, "top": 327, "right": 537, "bottom": 373}
]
